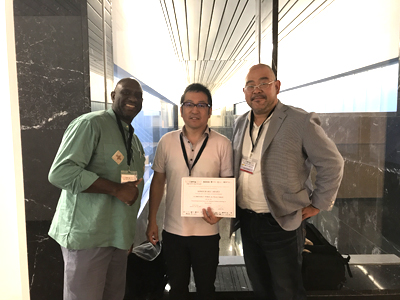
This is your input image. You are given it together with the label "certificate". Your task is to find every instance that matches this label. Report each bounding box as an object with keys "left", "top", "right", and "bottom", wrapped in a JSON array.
[{"left": 181, "top": 177, "right": 236, "bottom": 218}]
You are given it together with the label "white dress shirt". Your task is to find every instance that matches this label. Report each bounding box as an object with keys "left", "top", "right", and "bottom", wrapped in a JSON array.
[{"left": 237, "top": 113, "right": 274, "bottom": 213}]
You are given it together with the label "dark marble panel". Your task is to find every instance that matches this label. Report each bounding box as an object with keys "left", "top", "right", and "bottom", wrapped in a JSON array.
[
  {"left": 308, "top": 208, "right": 340, "bottom": 247},
  {"left": 14, "top": 0, "right": 90, "bottom": 219},
  {"left": 342, "top": 265, "right": 400, "bottom": 294},
  {"left": 309, "top": 197, "right": 400, "bottom": 257},
  {"left": 320, "top": 114, "right": 361, "bottom": 144},
  {"left": 319, "top": 113, "right": 389, "bottom": 145},
  {"left": 14, "top": 15, "right": 90, "bottom": 129},
  {"left": 26, "top": 221, "right": 63, "bottom": 300},
  {"left": 14, "top": 0, "right": 83, "bottom": 16},
  {"left": 337, "top": 145, "right": 385, "bottom": 199},
  {"left": 382, "top": 116, "right": 400, "bottom": 254},
  {"left": 338, "top": 200, "right": 385, "bottom": 255},
  {"left": 14, "top": 1, "right": 91, "bottom": 298},
  {"left": 22, "top": 129, "right": 64, "bottom": 221}
]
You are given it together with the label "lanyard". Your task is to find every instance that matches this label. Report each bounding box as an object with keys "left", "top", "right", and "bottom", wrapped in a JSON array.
[
  {"left": 249, "top": 107, "right": 275, "bottom": 153},
  {"left": 115, "top": 114, "right": 134, "bottom": 168},
  {"left": 180, "top": 131, "right": 209, "bottom": 176}
]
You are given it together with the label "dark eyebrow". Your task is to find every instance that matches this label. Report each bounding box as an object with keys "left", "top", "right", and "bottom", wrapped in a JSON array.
[
  {"left": 183, "top": 100, "right": 208, "bottom": 104},
  {"left": 245, "top": 77, "right": 271, "bottom": 85}
]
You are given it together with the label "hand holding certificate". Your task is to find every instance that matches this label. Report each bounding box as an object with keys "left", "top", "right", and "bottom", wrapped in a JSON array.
[{"left": 181, "top": 177, "right": 236, "bottom": 218}]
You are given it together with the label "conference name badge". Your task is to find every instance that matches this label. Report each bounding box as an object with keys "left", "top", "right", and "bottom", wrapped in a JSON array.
[
  {"left": 240, "top": 157, "right": 257, "bottom": 174},
  {"left": 121, "top": 170, "right": 137, "bottom": 183}
]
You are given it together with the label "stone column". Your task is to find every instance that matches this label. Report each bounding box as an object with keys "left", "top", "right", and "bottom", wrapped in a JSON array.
[{"left": 13, "top": 0, "right": 90, "bottom": 298}]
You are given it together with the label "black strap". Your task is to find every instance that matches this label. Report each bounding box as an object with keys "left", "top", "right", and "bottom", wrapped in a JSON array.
[
  {"left": 344, "top": 255, "right": 353, "bottom": 278},
  {"left": 249, "top": 108, "right": 275, "bottom": 153},
  {"left": 180, "top": 131, "right": 209, "bottom": 176},
  {"left": 115, "top": 113, "right": 134, "bottom": 167}
]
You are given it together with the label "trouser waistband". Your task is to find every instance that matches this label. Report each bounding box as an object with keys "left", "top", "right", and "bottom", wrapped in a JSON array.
[{"left": 239, "top": 207, "right": 271, "bottom": 216}]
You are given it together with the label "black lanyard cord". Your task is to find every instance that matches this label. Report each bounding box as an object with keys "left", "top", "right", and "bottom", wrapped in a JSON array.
[
  {"left": 180, "top": 131, "right": 209, "bottom": 176},
  {"left": 115, "top": 114, "right": 134, "bottom": 167},
  {"left": 249, "top": 107, "right": 275, "bottom": 153}
]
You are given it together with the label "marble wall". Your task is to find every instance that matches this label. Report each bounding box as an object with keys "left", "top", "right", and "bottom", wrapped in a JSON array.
[
  {"left": 310, "top": 113, "right": 400, "bottom": 257},
  {"left": 14, "top": 0, "right": 90, "bottom": 299},
  {"left": 217, "top": 108, "right": 400, "bottom": 258}
]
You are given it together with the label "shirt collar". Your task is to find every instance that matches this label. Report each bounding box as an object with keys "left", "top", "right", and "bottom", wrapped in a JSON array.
[
  {"left": 107, "top": 109, "right": 134, "bottom": 133},
  {"left": 247, "top": 110, "right": 274, "bottom": 127},
  {"left": 181, "top": 125, "right": 210, "bottom": 138}
]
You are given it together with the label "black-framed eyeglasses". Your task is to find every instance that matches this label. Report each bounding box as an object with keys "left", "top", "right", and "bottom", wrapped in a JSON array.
[
  {"left": 244, "top": 80, "right": 275, "bottom": 92},
  {"left": 181, "top": 102, "right": 211, "bottom": 109}
]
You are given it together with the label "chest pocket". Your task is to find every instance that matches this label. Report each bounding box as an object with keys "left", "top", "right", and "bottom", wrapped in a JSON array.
[{"left": 103, "top": 143, "right": 126, "bottom": 171}]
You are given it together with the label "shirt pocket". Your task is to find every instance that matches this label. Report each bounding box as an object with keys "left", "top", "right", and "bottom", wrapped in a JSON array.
[{"left": 103, "top": 143, "right": 126, "bottom": 173}]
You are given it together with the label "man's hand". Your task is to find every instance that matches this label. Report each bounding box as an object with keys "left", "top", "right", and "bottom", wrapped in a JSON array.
[
  {"left": 146, "top": 221, "right": 159, "bottom": 246},
  {"left": 302, "top": 204, "right": 320, "bottom": 220},
  {"left": 202, "top": 207, "right": 222, "bottom": 225},
  {"left": 115, "top": 178, "right": 143, "bottom": 206},
  {"left": 127, "top": 244, "right": 134, "bottom": 255}
]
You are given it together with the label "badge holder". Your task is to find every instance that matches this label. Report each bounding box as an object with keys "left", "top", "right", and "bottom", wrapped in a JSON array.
[
  {"left": 240, "top": 157, "right": 257, "bottom": 174},
  {"left": 121, "top": 170, "right": 138, "bottom": 183}
]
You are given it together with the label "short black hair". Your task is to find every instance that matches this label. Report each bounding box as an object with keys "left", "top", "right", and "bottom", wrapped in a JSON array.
[{"left": 180, "top": 83, "right": 212, "bottom": 106}]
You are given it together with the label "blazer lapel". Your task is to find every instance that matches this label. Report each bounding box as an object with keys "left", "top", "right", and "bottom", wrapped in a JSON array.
[
  {"left": 234, "top": 112, "right": 249, "bottom": 179},
  {"left": 261, "top": 101, "right": 287, "bottom": 155}
]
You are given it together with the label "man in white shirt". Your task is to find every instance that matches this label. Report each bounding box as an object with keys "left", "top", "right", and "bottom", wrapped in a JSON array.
[{"left": 146, "top": 83, "right": 233, "bottom": 300}]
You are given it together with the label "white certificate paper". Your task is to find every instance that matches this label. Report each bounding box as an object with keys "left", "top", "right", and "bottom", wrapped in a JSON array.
[{"left": 181, "top": 177, "right": 236, "bottom": 218}]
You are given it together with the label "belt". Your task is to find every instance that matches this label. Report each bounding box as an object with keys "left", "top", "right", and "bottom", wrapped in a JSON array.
[{"left": 241, "top": 208, "right": 271, "bottom": 216}]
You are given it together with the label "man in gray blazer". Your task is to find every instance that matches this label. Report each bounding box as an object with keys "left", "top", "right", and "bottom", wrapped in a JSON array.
[{"left": 232, "top": 64, "right": 344, "bottom": 300}]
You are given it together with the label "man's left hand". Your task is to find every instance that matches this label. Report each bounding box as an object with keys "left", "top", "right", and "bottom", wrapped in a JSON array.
[
  {"left": 302, "top": 204, "right": 320, "bottom": 220},
  {"left": 202, "top": 207, "right": 222, "bottom": 225}
]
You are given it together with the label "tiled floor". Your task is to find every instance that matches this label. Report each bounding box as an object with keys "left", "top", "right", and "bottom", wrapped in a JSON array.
[
  {"left": 134, "top": 194, "right": 400, "bottom": 299},
  {"left": 164, "top": 263, "right": 400, "bottom": 300}
]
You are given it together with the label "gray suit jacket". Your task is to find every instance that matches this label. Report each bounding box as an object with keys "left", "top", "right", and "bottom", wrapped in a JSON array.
[{"left": 232, "top": 101, "right": 344, "bottom": 231}]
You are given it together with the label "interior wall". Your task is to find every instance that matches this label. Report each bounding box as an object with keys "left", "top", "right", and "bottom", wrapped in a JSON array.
[{"left": 0, "top": 0, "right": 30, "bottom": 299}]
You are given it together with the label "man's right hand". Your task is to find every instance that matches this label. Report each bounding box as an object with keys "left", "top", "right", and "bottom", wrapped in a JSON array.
[
  {"left": 115, "top": 178, "right": 143, "bottom": 206},
  {"left": 146, "top": 221, "right": 159, "bottom": 245}
]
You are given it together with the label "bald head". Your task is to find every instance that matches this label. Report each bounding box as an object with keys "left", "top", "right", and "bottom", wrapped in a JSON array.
[
  {"left": 115, "top": 78, "right": 142, "bottom": 91},
  {"left": 246, "top": 64, "right": 276, "bottom": 84},
  {"left": 111, "top": 77, "right": 143, "bottom": 124},
  {"left": 243, "top": 63, "right": 281, "bottom": 120}
]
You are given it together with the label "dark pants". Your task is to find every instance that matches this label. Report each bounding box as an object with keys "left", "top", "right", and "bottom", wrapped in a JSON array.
[
  {"left": 239, "top": 208, "right": 307, "bottom": 300},
  {"left": 162, "top": 230, "right": 220, "bottom": 300}
]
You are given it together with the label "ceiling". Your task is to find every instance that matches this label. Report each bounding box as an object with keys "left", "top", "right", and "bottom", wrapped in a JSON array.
[{"left": 158, "top": 0, "right": 336, "bottom": 94}]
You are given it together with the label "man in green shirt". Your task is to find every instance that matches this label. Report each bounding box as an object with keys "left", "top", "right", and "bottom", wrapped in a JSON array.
[{"left": 48, "top": 78, "right": 145, "bottom": 300}]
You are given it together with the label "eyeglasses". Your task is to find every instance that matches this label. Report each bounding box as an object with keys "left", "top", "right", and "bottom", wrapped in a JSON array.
[
  {"left": 244, "top": 80, "right": 275, "bottom": 92},
  {"left": 181, "top": 102, "right": 211, "bottom": 109}
]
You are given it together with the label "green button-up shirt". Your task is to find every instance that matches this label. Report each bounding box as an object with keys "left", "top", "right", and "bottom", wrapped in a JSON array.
[{"left": 48, "top": 109, "right": 145, "bottom": 250}]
